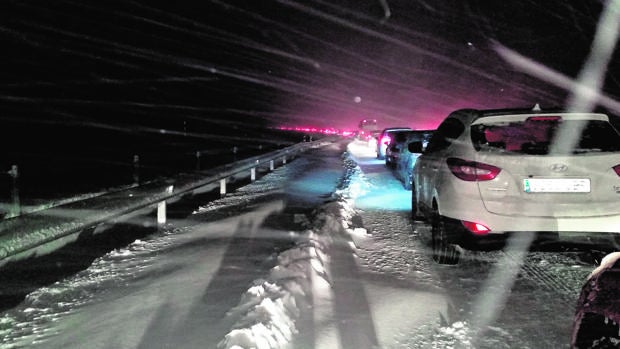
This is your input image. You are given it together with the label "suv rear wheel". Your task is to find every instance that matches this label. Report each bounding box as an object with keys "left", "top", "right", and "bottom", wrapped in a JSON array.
[{"left": 431, "top": 209, "right": 460, "bottom": 265}]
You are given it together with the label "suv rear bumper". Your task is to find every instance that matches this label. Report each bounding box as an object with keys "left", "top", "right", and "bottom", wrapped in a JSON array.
[
  {"left": 439, "top": 214, "right": 620, "bottom": 251},
  {"left": 438, "top": 193, "right": 620, "bottom": 234}
]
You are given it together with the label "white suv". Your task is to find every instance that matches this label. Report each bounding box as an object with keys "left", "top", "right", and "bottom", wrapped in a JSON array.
[{"left": 411, "top": 107, "right": 620, "bottom": 264}]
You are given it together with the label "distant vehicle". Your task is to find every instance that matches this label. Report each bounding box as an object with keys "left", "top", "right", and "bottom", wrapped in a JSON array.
[
  {"left": 367, "top": 130, "right": 381, "bottom": 150},
  {"left": 393, "top": 130, "right": 434, "bottom": 189},
  {"left": 411, "top": 107, "right": 620, "bottom": 264},
  {"left": 358, "top": 119, "right": 380, "bottom": 142},
  {"left": 376, "top": 127, "right": 412, "bottom": 160}
]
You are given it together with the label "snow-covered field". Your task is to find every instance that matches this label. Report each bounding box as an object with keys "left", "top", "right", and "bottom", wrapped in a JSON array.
[{"left": 0, "top": 140, "right": 600, "bottom": 349}]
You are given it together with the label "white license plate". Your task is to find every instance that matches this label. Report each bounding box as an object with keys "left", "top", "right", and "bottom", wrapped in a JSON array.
[{"left": 523, "top": 178, "right": 590, "bottom": 193}]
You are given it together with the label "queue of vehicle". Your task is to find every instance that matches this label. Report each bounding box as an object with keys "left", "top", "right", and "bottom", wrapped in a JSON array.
[{"left": 365, "top": 106, "right": 620, "bottom": 267}]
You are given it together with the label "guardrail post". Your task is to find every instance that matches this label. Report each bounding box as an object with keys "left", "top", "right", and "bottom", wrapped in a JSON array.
[
  {"left": 269, "top": 160, "right": 274, "bottom": 171},
  {"left": 195, "top": 151, "right": 201, "bottom": 171},
  {"left": 220, "top": 178, "right": 227, "bottom": 196},
  {"left": 133, "top": 155, "right": 140, "bottom": 184},
  {"left": 157, "top": 185, "right": 174, "bottom": 225},
  {"left": 8, "top": 165, "right": 20, "bottom": 218},
  {"left": 282, "top": 156, "right": 287, "bottom": 164},
  {"left": 251, "top": 160, "right": 259, "bottom": 181},
  {"left": 232, "top": 146, "right": 238, "bottom": 162}
]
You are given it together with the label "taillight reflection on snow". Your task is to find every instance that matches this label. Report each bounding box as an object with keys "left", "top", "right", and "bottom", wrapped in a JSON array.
[
  {"left": 447, "top": 157, "right": 501, "bottom": 181},
  {"left": 461, "top": 220, "right": 491, "bottom": 235}
]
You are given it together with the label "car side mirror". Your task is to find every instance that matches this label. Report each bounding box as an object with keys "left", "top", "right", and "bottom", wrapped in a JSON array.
[{"left": 408, "top": 141, "right": 423, "bottom": 153}]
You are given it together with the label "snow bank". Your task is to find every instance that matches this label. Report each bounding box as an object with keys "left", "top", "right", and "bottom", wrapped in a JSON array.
[
  {"left": 218, "top": 151, "right": 364, "bottom": 349},
  {"left": 217, "top": 230, "right": 331, "bottom": 349}
]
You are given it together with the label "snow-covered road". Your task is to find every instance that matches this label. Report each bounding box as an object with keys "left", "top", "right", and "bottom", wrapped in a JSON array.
[{"left": 0, "top": 139, "right": 601, "bottom": 349}]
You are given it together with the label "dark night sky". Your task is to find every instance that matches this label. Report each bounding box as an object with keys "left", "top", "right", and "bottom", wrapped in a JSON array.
[{"left": 0, "top": 0, "right": 615, "bottom": 135}]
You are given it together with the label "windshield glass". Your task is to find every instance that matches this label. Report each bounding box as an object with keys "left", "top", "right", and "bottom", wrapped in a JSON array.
[{"left": 471, "top": 119, "right": 620, "bottom": 154}]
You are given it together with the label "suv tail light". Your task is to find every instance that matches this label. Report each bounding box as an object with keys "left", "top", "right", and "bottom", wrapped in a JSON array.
[
  {"left": 461, "top": 220, "right": 491, "bottom": 235},
  {"left": 381, "top": 136, "right": 391, "bottom": 145},
  {"left": 614, "top": 165, "right": 620, "bottom": 176},
  {"left": 447, "top": 158, "right": 501, "bottom": 181}
]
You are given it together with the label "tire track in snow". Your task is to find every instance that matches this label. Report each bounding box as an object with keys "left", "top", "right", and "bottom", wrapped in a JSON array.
[{"left": 499, "top": 250, "right": 587, "bottom": 306}]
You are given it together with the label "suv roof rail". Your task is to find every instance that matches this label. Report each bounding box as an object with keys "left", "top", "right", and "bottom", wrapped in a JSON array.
[{"left": 480, "top": 105, "right": 564, "bottom": 116}]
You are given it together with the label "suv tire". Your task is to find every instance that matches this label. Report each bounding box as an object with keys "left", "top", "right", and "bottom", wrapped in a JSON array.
[{"left": 431, "top": 211, "right": 460, "bottom": 265}]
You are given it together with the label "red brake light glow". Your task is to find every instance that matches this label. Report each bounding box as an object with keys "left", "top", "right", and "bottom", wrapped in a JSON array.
[
  {"left": 446, "top": 158, "right": 501, "bottom": 181},
  {"left": 461, "top": 220, "right": 491, "bottom": 235},
  {"left": 614, "top": 165, "right": 620, "bottom": 177},
  {"left": 381, "top": 136, "right": 391, "bottom": 145},
  {"left": 526, "top": 116, "right": 562, "bottom": 122}
]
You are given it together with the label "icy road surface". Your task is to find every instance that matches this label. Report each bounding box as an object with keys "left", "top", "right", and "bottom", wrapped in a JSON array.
[{"left": 0, "top": 139, "right": 599, "bottom": 349}]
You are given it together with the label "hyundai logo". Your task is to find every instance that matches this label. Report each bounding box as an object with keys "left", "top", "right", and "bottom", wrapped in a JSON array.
[{"left": 550, "top": 163, "right": 568, "bottom": 172}]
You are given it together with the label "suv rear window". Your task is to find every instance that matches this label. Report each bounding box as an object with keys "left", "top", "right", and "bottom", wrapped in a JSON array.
[{"left": 471, "top": 119, "right": 620, "bottom": 155}]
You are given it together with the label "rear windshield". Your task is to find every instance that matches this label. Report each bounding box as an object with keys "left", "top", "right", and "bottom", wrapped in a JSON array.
[
  {"left": 390, "top": 130, "right": 413, "bottom": 143},
  {"left": 471, "top": 119, "right": 620, "bottom": 155}
]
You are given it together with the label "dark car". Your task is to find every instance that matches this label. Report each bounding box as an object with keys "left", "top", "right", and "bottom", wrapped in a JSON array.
[
  {"left": 376, "top": 127, "right": 412, "bottom": 160},
  {"left": 385, "top": 129, "right": 418, "bottom": 168},
  {"left": 393, "top": 130, "right": 434, "bottom": 189}
]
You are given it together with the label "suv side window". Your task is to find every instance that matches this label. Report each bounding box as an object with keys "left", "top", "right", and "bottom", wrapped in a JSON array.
[{"left": 425, "top": 118, "right": 465, "bottom": 153}]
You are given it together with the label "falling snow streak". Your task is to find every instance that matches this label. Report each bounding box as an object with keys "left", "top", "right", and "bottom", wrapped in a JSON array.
[
  {"left": 3, "top": 4, "right": 407, "bottom": 125},
  {"left": 3, "top": 0, "right": 592, "bottom": 132},
  {"left": 494, "top": 45, "right": 620, "bottom": 114},
  {"left": 272, "top": 0, "right": 562, "bottom": 101}
]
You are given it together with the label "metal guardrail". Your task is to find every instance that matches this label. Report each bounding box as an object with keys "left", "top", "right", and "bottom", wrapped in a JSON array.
[{"left": 0, "top": 138, "right": 336, "bottom": 266}]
